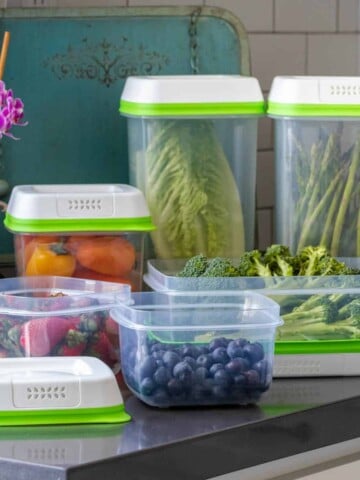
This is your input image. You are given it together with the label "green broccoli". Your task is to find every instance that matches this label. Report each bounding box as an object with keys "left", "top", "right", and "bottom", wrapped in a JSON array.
[
  {"left": 338, "top": 299, "right": 360, "bottom": 321},
  {"left": 263, "top": 244, "right": 294, "bottom": 275},
  {"left": 177, "top": 254, "right": 208, "bottom": 277},
  {"left": 237, "top": 250, "right": 272, "bottom": 277},
  {"left": 297, "top": 245, "right": 331, "bottom": 276},
  {"left": 282, "top": 297, "right": 338, "bottom": 325},
  {"left": 202, "top": 257, "right": 238, "bottom": 277}
]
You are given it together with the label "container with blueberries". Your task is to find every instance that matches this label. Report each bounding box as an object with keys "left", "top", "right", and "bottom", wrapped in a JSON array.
[{"left": 111, "top": 291, "right": 283, "bottom": 407}]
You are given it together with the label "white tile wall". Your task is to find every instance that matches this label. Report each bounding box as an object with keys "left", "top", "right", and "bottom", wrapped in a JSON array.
[
  {"left": 308, "top": 34, "right": 360, "bottom": 75},
  {"left": 249, "top": 34, "right": 306, "bottom": 90},
  {"left": 275, "top": 0, "right": 337, "bottom": 32},
  {"left": 5, "top": 0, "right": 360, "bottom": 247},
  {"left": 206, "top": 0, "right": 273, "bottom": 32}
]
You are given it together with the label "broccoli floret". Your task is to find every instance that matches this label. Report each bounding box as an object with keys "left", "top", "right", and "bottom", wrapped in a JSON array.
[
  {"left": 338, "top": 299, "right": 360, "bottom": 320},
  {"left": 262, "top": 244, "right": 294, "bottom": 276},
  {"left": 177, "top": 254, "right": 208, "bottom": 277},
  {"left": 282, "top": 297, "right": 338, "bottom": 325},
  {"left": 297, "top": 245, "right": 330, "bottom": 276},
  {"left": 317, "top": 256, "right": 354, "bottom": 276},
  {"left": 237, "top": 250, "right": 272, "bottom": 277},
  {"left": 202, "top": 257, "right": 238, "bottom": 277},
  {"left": 292, "top": 294, "right": 325, "bottom": 313}
]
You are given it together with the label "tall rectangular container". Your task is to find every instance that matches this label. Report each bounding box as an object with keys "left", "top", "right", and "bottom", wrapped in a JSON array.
[
  {"left": 268, "top": 76, "right": 360, "bottom": 257},
  {"left": 120, "top": 75, "right": 264, "bottom": 260}
]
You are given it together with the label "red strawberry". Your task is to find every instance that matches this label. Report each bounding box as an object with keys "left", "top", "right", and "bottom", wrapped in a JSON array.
[
  {"left": 86, "top": 331, "right": 116, "bottom": 367},
  {"left": 105, "top": 316, "right": 118, "bottom": 336},
  {"left": 20, "top": 316, "right": 72, "bottom": 356},
  {"left": 56, "top": 329, "right": 88, "bottom": 357}
]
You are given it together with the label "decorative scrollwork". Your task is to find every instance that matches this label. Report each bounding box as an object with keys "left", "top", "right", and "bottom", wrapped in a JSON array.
[{"left": 43, "top": 38, "right": 169, "bottom": 87}]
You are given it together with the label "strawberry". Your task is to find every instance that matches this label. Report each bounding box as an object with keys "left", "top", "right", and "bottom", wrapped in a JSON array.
[
  {"left": 105, "top": 316, "right": 118, "bottom": 336},
  {"left": 86, "top": 331, "right": 117, "bottom": 367},
  {"left": 55, "top": 329, "right": 88, "bottom": 357},
  {"left": 20, "top": 316, "right": 72, "bottom": 356}
]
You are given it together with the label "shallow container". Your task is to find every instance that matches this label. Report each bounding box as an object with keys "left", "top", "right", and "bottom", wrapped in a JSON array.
[
  {"left": 0, "top": 276, "right": 130, "bottom": 374},
  {"left": 120, "top": 75, "right": 265, "bottom": 259},
  {"left": 111, "top": 291, "right": 282, "bottom": 407},
  {"left": 268, "top": 76, "right": 360, "bottom": 257},
  {"left": 4, "top": 184, "right": 155, "bottom": 291},
  {"left": 144, "top": 258, "right": 360, "bottom": 377}
]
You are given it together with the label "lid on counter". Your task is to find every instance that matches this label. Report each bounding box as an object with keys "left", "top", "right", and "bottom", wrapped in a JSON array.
[
  {"left": 4, "top": 184, "right": 155, "bottom": 233},
  {"left": 119, "top": 75, "right": 265, "bottom": 117},
  {"left": 268, "top": 76, "right": 360, "bottom": 117}
]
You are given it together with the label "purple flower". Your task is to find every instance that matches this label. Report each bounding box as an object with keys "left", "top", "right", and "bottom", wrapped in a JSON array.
[{"left": 0, "top": 80, "right": 27, "bottom": 140}]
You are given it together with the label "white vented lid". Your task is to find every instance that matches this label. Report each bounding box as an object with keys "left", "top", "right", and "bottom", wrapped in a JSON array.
[
  {"left": 4, "top": 184, "right": 155, "bottom": 233},
  {"left": 268, "top": 76, "right": 360, "bottom": 117}
]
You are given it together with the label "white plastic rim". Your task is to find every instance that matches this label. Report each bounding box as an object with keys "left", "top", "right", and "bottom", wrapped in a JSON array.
[{"left": 120, "top": 75, "right": 264, "bottom": 104}]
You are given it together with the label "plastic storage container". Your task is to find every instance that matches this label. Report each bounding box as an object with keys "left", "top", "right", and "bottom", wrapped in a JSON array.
[
  {"left": 268, "top": 76, "right": 360, "bottom": 257},
  {"left": 0, "top": 276, "right": 130, "bottom": 373},
  {"left": 4, "top": 184, "right": 155, "bottom": 291},
  {"left": 144, "top": 258, "right": 360, "bottom": 377},
  {"left": 111, "top": 291, "right": 282, "bottom": 407},
  {"left": 119, "top": 75, "right": 265, "bottom": 259}
]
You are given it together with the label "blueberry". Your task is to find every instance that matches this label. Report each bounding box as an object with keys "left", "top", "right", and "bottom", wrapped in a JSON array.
[
  {"left": 152, "top": 388, "right": 169, "bottom": 405},
  {"left": 213, "top": 369, "right": 232, "bottom": 387},
  {"left": 153, "top": 366, "right": 171, "bottom": 386},
  {"left": 212, "top": 347, "right": 230, "bottom": 364},
  {"left": 199, "top": 346, "right": 210, "bottom": 355},
  {"left": 244, "top": 369, "right": 260, "bottom": 386},
  {"left": 139, "top": 356, "right": 157, "bottom": 380},
  {"left": 196, "top": 354, "right": 214, "bottom": 369},
  {"left": 140, "top": 377, "right": 156, "bottom": 395},
  {"left": 152, "top": 350, "right": 166, "bottom": 361},
  {"left": 183, "top": 356, "right": 197, "bottom": 370},
  {"left": 209, "top": 363, "right": 224, "bottom": 377},
  {"left": 154, "top": 359, "right": 164, "bottom": 368},
  {"left": 209, "top": 337, "right": 228, "bottom": 352},
  {"left": 181, "top": 345, "right": 201, "bottom": 358},
  {"left": 234, "top": 338, "right": 248, "bottom": 348},
  {"left": 163, "top": 351, "right": 181, "bottom": 370},
  {"left": 194, "top": 367, "right": 209, "bottom": 383},
  {"left": 225, "top": 358, "right": 248, "bottom": 375},
  {"left": 150, "top": 343, "right": 164, "bottom": 353},
  {"left": 167, "top": 378, "right": 184, "bottom": 396},
  {"left": 253, "top": 359, "right": 270, "bottom": 384},
  {"left": 233, "top": 374, "right": 247, "bottom": 386},
  {"left": 227, "top": 341, "right": 244, "bottom": 359},
  {"left": 202, "top": 378, "right": 215, "bottom": 394},
  {"left": 212, "top": 385, "right": 228, "bottom": 399},
  {"left": 173, "top": 362, "right": 193, "bottom": 378},
  {"left": 191, "top": 384, "right": 205, "bottom": 401},
  {"left": 243, "top": 342, "right": 264, "bottom": 364}
]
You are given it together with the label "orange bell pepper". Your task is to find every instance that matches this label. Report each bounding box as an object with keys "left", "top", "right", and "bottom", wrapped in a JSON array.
[
  {"left": 74, "top": 236, "right": 136, "bottom": 277},
  {"left": 25, "top": 243, "right": 76, "bottom": 277}
]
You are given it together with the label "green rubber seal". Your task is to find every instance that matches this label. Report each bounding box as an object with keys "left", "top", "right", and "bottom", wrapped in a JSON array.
[
  {"left": 275, "top": 339, "right": 360, "bottom": 354},
  {"left": 0, "top": 404, "right": 131, "bottom": 426},
  {"left": 119, "top": 100, "right": 266, "bottom": 117},
  {"left": 268, "top": 101, "right": 360, "bottom": 117},
  {"left": 4, "top": 212, "right": 156, "bottom": 233}
]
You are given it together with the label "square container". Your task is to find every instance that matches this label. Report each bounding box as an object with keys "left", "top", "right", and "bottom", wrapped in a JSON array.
[
  {"left": 119, "top": 75, "right": 265, "bottom": 259},
  {"left": 111, "top": 291, "right": 282, "bottom": 407},
  {"left": 0, "top": 276, "right": 130, "bottom": 374},
  {"left": 268, "top": 76, "right": 360, "bottom": 257},
  {"left": 4, "top": 184, "right": 155, "bottom": 291},
  {"left": 144, "top": 259, "right": 360, "bottom": 377}
]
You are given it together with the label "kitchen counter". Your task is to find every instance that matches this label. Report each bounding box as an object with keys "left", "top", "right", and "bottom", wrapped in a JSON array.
[{"left": 1, "top": 377, "right": 360, "bottom": 480}]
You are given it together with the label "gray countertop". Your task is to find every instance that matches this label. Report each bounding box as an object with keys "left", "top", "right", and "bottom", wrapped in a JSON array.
[{"left": 1, "top": 376, "right": 360, "bottom": 479}]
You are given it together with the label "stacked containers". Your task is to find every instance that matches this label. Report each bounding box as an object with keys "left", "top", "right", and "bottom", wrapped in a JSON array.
[
  {"left": 120, "top": 75, "right": 265, "bottom": 259},
  {"left": 268, "top": 76, "right": 360, "bottom": 257},
  {"left": 4, "top": 184, "right": 155, "bottom": 291}
]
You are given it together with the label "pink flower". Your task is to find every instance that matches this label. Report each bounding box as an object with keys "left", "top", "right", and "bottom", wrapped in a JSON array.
[{"left": 0, "top": 80, "right": 27, "bottom": 140}]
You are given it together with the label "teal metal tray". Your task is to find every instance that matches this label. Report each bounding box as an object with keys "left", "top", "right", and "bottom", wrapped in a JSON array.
[{"left": 0, "top": 6, "right": 250, "bottom": 257}]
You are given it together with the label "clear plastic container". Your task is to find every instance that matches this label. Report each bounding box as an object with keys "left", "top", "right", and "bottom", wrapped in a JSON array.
[
  {"left": 144, "top": 259, "right": 360, "bottom": 362},
  {"left": 268, "top": 76, "right": 360, "bottom": 257},
  {"left": 4, "top": 184, "right": 155, "bottom": 291},
  {"left": 120, "top": 75, "right": 265, "bottom": 259},
  {"left": 111, "top": 291, "right": 282, "bottom": 407},
  {"left": 0, "top": 276, "right": 130, "bottom": 374}
]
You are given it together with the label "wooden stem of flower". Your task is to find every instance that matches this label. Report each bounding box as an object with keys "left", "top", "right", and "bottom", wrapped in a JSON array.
[{"left": 0, "top": 31, "right": 10, "bottom": 80}]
